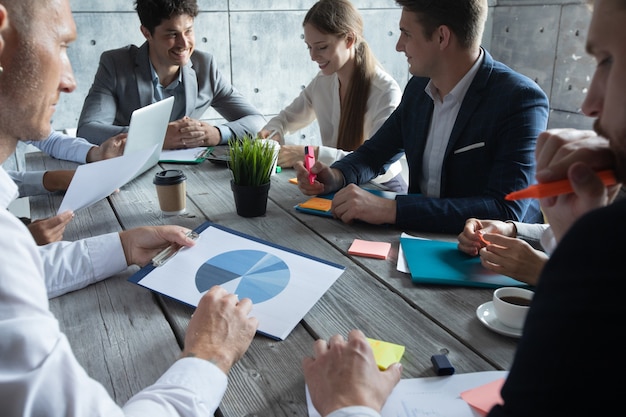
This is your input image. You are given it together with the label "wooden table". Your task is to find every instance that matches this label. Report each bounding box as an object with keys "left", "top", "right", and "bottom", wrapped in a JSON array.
[{"left": 27, "top": 151, "right": 518, "bottom": 416}]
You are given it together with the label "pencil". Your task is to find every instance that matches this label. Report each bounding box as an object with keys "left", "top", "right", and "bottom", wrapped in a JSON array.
[{"left": 505, "top": 169, "right": 617, "bottom": 200}]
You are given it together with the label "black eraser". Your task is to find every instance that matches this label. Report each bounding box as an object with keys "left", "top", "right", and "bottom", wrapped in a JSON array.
[{"left": 431, "top": 354, "right": 455, "bottom": 375}]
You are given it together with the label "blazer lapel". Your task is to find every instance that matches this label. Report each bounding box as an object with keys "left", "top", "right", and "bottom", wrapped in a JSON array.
[
  {"left": 135, "top": 42, "right": 154, "bottom": 108},
  {"left": 445, "top": 49, "right": 493, "bottom": 157},
  {"left": 182, "top": 58, "right": 198, "bottom": 116}
]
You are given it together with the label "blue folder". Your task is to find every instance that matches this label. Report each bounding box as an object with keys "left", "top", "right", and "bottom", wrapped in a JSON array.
[{"left": 400, "top": 237, "right": 529, "bottom": 288}]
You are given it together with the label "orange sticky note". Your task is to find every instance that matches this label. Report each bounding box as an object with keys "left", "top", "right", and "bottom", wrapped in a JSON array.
[
  {"left": 348, "top": 239, "right": 391, "bottom": 260},
  {"left": 289, "top": 177, "right": 298, "bottom": 184},
  {"left": 367, "top": 338, "right": 405, "bottom": 370},
  {"left": 298, "top": 197, "right": 332, "bottom": 211},
  {"left": 460, "top": 377, "right": 505, "bottom": 416}
]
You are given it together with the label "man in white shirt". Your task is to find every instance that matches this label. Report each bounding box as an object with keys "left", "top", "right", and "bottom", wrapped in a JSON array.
[{"left": 0, "top": 1, "right": 258, "bottom": 415}]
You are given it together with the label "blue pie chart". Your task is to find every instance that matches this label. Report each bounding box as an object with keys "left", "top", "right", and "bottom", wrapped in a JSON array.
[{"left": 195, "top": 250, "right": 290, "bottom": 304}]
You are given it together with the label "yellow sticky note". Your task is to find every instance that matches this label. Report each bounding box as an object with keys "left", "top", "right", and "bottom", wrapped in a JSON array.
[
  {"left": 367, "top": 338, "right": 405, "bottom": 370},
  {"left": 298, "top": 197, "right": 333, "bottom": 211}
]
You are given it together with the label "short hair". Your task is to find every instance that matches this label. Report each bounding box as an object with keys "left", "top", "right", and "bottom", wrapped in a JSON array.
[
  {"left": 395, "top": 0, "right": 487, "bottom": 49},
  {"left": 134, "top": 0, "right": 199, "bottom": 34}
]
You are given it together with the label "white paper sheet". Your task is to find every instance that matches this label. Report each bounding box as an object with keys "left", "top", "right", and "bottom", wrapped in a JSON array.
[
  {"left": 307, "top": 371, "right": 508, "bottom": 417},
  {"left": 131, "top": 224, "right": 345, "bottom": 340},
  {"left": 159, "top": 146, "right": 209, "bottom": 162},
  {"left": 57, "top": 145, "right": 155, "bottom": 214},
  {"left": 396, "top": 232, "right": 426, "bottom": 273}
]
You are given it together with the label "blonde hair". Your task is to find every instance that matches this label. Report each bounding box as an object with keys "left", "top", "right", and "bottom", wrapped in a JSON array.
[{"left": 304, "top": 0, "right": 379, "bottom": 151}]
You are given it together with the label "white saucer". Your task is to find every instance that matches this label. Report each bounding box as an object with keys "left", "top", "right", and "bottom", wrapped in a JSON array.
[{"left": 476, "top": 301, "right": 523, "bottom": 338}]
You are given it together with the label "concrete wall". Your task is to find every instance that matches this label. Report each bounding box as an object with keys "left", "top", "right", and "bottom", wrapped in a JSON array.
[{"left": 56, "top": 0, "right": 594, "bottom": 139}]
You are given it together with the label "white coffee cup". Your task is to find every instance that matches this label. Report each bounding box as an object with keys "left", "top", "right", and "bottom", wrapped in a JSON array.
[
  {"left": 257, "top": 139, "right": 280, "bottom": 176},
  {"left": 492, "top": 287, "right": 534, "bottom": 329}
]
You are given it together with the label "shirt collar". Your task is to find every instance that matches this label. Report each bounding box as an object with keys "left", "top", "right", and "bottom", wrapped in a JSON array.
[
  {"left": 149, "top": 61, "right": 183, "bottom": 89},
  {"left": 425, "top": 47, "right": 484, "bottom": 103}
]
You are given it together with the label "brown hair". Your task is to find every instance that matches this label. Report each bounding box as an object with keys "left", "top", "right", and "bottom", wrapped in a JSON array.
[
  {"left": 304, "top": 0, "right": 378, "bottom": 151},
  {"left": 395, "top": 0, "right": 487, "bottom": 49}
]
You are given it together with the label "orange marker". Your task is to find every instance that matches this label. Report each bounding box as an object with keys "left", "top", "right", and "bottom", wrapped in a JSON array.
[{"left": 505, "top": 169, "right": 617, "bottom": 200}]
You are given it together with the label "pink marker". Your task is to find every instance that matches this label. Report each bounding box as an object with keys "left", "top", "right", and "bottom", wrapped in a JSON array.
[{"left": 304, "top": 146, "right": 316, "bottom": 184}]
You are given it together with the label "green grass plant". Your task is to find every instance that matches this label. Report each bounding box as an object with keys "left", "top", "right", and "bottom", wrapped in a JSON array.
[{"left": 228, "top": 135, "right": 276, "bottom": 186}]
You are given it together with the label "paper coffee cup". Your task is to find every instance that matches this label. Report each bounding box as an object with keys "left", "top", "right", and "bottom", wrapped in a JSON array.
[
  {"left": 257, "top": 139, "right": 280, "bottom": 176},
  {"left": 492, "top": 287, "right": 534, "bottom": 329},
  {"left": 153, "top": 169, "right": 187, "bottom": 215}
]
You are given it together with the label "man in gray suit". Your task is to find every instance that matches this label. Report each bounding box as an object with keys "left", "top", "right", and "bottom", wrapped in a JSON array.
[{"left": 77, "top": 0, "right": 266, "bottom": 150}]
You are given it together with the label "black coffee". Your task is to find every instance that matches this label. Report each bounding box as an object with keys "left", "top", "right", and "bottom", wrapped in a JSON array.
[{"left": 500, "top": 295, "right": 531, "bottom": 306}]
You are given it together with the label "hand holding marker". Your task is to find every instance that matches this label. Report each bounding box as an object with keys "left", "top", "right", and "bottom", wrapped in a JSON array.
[{"left": 505, "top": 169, "right": 617, "bottom": 200}]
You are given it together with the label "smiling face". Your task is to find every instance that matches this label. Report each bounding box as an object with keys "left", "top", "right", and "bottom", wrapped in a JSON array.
[
  {"left": 0, "top": 0, "right": 77, "bottom": 147},
  {"left": 581, "top": 0, "right": 626, "bottom": 182},
  {"left": 395, "top": 9, "right": 439, "bottom": 78},
  {"left": 303, "top": 23, "right": 354, "bottom": 77},
  {"left": 143, "top": 13, "right": 195, "bottom": 72}
]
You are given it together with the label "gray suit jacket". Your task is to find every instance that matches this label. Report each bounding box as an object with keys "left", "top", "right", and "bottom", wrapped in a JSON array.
[{"left": 77, "top": 42, "right": 265, "bottom": 145}]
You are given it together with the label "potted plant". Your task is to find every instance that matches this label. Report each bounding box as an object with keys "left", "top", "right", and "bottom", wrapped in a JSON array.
[{"left": 228, "top": 135, "right": 278, "bottom": 217}]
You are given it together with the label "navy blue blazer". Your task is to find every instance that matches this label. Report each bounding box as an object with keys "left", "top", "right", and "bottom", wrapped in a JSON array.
[
  {"left": 332, "top": 49, "right": 548, "bottom": 234},
  {"left": 488, "top": 198, "right": 626, "bottom": 416}
]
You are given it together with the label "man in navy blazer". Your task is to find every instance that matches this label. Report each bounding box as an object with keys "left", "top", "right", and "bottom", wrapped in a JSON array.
[
  {"left": 77, "top": 0, "right": 265, "bottom": 150},
  {"left": 294, "top": 0, "right": 548, "bottom": 234}
]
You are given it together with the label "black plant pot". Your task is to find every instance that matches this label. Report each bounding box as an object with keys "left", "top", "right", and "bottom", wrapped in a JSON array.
[{"left": 231, "top": 180, "right": 270, "bottom": 217}]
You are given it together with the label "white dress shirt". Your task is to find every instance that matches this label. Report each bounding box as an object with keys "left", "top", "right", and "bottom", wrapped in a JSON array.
[
  {"left": 420, "top": 49, "right": 484, "bottom": 197},
  {"left": 7, "top": 129, "right": 96, "bottom": 197},
  {"left": 0, "top": 167, "right": 228, "bottom": 416},
  {"left": 262, "top": 66, "right": 403, "bottom": 182}
]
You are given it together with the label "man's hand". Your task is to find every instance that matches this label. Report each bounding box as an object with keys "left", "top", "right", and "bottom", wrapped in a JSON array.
[
  {"left": 294, "top": 160, "right": 343, "bottom": 196},
  {"left": 118, "top": 225, "right": 197, "bottom": 267},
  {"left": 302, "top": 330, "right": 402, "bottom": 417},
  {"left": 535, "top": 128, "right": 615, "bottom": 182},
  {"left": 27, "top": 211, "right": 74, "bottom": 245},
  {"left": 42, "top": 170, "right": 75, "bottom": 192},
  {"left": 331, "top": 184, "right": 397, "bottom": 225},
  {"left": 540, "top": 162, "right": 618, "bottom": 243},
  {"left": 182, "top": 286, "right": 258, "bottom": 374},
  {"left": 86, "top": 133, "right": 126, "bottom": 162},
  {"left": 163, "top": 117, "right": 221, "bottom": 149}
]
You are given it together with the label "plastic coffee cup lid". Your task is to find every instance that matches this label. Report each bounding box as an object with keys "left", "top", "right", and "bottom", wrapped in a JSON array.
[{"left": 154, "top": 169, "right": 186, "bottom": 185}]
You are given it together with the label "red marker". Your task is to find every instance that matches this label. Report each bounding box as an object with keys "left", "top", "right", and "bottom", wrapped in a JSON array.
[
  {"left": 505, "top": 169, "right": 617, "bottom": 200},
  {"left": 304, "top": 145, "right": 316, "bottom": 185}
]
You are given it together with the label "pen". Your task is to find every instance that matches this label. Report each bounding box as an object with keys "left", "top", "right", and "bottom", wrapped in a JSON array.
[
  {"left": 152, "top": 230, "right": 199, "bottom": 267},
  {"left": 505, "top": 169, "right": 617, "bottom": 200},
  {"left": 304, "top": 145, "right": 316, "bottom": 184}
]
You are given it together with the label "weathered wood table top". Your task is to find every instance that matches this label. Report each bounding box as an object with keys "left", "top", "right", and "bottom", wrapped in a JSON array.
[{"left": 27, "top": 150, "right": 517, "bottom": 416}]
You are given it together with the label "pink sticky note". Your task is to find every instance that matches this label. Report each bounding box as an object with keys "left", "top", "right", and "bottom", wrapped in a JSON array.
[
  {"left": 348, "top": 239, "right": 392, "bottom": 260},
  {"left": 460, "top": 377, "right": 505, "bottom": 416}
]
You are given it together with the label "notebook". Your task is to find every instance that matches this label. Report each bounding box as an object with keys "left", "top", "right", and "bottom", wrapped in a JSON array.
[
  {"left": 123, "top": 96, "right": 175, "bottom": 178},
  {"left": 400, "top": 236, "right": 529, "bottom": 289}
]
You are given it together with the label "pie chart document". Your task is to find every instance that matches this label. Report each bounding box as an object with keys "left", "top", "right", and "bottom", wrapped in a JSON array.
[{"left": 129, "top": 222, "right": 345, "bottom": 340}]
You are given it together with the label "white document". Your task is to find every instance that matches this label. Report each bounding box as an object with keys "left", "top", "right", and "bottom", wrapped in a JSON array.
[
  {"left": 396, "top": 232, "right": 426, "bottom": 273},
  {"left": 159, "top": 146, "right": 209, "bottom": 162},
  {"left": 307, "top": 370, "right": 508, "bottom": 417},
  {"left": 57, "top": 145, "right": 155, "bottom": 214},
  {"left": 130, "top": 223, "right": 345, "bottom": 340}
]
